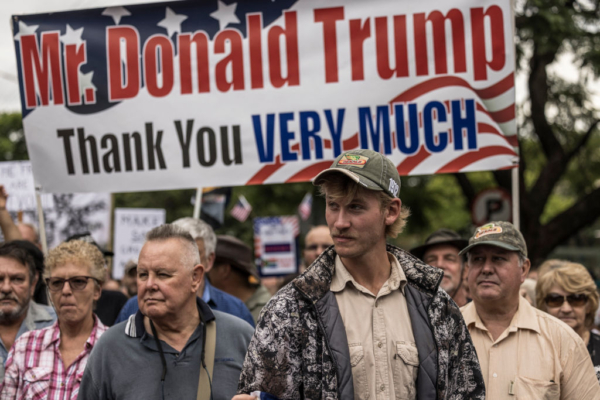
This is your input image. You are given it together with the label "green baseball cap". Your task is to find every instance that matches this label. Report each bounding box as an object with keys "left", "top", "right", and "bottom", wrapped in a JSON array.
[
  {"left": 459, "top": 221, "right": 528, "bottom": 257},
  {"left": 313, "top": 150, "right": 401, "bottom": 198}
]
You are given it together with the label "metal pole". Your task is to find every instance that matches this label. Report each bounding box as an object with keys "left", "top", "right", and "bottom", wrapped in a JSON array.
[
  {"left": 34, "top": 185, "right": 48, "bottom": 255},
  {"left": 511, "top": 167, "right": 520, "bottom": 230},
  {"left": 193, "top": 187, "right": 202, "bottom": 219}
]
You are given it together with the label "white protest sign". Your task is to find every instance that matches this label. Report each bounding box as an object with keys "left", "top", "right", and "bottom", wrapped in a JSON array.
[
  {"left": 254, "top": 216, "right": 299, "bottom": 276},
  {"left": 13, "top": 0, "right": 517, "bottom": 194},
  {"left": 113, "top": 208, "right": 165, "bottom": 279},
  {"left": 0, "top": 161, "right": 53, "bottom": 211}
]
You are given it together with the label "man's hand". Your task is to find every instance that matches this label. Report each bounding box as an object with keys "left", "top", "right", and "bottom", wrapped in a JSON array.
[
  {"left": 232, "top": 395, "right": 257, "bottom": 400},
  {"left": 0, "top": 185, "right": 7, "bottom": 210}
]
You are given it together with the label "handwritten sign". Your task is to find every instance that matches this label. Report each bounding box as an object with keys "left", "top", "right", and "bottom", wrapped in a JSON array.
[
  {"left": 112, "top": 208, "right": 165, "bottom": 279},
  {"left": 0, "top": 161, "right": 54, "bottom": 211}
]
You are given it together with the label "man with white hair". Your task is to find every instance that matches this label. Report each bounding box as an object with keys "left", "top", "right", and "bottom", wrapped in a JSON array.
[
  {"left": 79, "top": 224, "right": 253, "bottom": 399},
  {"left": 115, "top": 218, "right": 254, "bottom": 326}
]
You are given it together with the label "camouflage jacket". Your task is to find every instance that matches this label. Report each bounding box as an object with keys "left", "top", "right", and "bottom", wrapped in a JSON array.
[{"left": 238, "top": 245, "right": 485, "bottom": 400}]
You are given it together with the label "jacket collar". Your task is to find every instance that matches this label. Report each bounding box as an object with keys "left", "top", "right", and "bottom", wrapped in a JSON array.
[
  {"left": 294, "top": 244, "right": 443, "bottom": 304},
  {"left": 23, "top": 301, "right": 55, "bottom": 332},
  {"left": 125, "top": 297, "right": 215, "bottom": 338}
]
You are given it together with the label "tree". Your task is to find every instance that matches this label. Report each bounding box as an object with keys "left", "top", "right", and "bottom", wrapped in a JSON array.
[{"left": 455, "top": 0, "right": 600, "bottom": 267}]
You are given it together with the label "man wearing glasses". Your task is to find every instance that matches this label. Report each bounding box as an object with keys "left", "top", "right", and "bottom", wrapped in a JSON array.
[{"left": 460, "top": 221, "right": 600, "bottom": 399}]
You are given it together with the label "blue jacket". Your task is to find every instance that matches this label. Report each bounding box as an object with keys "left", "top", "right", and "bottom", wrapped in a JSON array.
[{"left": 115, "top": 280, "right": 255, "bottom": 327}]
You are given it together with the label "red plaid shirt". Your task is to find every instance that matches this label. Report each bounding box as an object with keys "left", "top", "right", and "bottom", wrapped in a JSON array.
[{"left": 0, "top": 315, "right": 107, "bottom": 400}]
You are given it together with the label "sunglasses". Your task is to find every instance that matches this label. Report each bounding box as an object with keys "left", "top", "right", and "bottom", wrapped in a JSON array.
[
  {"left": 544, "top": 293, "right": 588, "bottom": 308},
  {"left": 45, "top": 276, "right": 98, "bottom": 292}
]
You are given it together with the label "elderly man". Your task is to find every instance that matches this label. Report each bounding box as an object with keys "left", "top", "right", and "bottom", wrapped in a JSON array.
[
  {"left": 115, "top": 218, "right": 254, "bottom": 326},
  {"left": 302, "top": 225, "right": 334, "bottom": 271},
  {"left": 236, "top": 149, "right": 484, "bottom": 399},
  {"left": 78, "top": 224, "right": 254, "bottom": 399},
  {"left": 411, "top": 229, "right": 469, "bottom": 306},
  {"left": 460, "top": 221, "right": 600, "bottom": 399},
  {"left": 208, "top": 235, "right": 271, "bottom": 324},
  {"left": 0, "top": 242, "right": 55, "bottom": 380}
]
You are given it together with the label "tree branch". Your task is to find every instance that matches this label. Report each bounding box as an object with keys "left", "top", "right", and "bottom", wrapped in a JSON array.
[
  {"left": 453, "top": 173, "right": 476, "bottom": 207},
  {"left": 566, "top": 120, "right": 600, "bottom": 159}
]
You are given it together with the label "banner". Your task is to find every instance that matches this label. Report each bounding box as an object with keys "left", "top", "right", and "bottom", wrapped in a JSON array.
[
  {"left": 13, "top": 0, "right": 517, "bottom": 194},
  {"left": 254, "top": 216, "right": 299, "bottom": 276},
  {"left": 112, "top": 208, "right": 165, "bottom": 279}
]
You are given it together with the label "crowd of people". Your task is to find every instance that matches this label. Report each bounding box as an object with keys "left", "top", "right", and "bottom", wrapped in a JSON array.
[{"left": 0, "top": 150, "right": 599, "bottom": 399}]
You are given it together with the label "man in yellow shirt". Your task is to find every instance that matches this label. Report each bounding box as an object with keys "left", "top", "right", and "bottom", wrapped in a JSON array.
[{"left": 460, "top": 221, "right": 600, "bottom": 399}]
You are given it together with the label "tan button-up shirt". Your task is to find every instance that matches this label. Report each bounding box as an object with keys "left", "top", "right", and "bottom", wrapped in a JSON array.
[
  {"left": 332, "top": 253, "right": 418, "bottom": 400},
  {"left": 462, "top": 297, "right": 600, "bottom": 400}
]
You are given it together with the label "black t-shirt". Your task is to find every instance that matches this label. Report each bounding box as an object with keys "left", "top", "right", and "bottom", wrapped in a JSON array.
[{"left": 95, "top": 290, "right": 128, "bottom": 326}]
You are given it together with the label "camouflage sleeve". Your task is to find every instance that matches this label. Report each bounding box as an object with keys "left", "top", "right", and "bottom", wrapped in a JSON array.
[
  {"left": 429, "top": 288, "right": 486, "bottom": 400},
  {"left": 237, "top": 287, "right": 304, "bottom": 398}
]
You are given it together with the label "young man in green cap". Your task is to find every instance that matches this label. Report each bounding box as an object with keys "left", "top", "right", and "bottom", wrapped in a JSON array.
[
  {"left": 236, "top": 149, "right": 485, "bottom": 400},
  {"left": 460, "top": 221, "right": 600, "bottom": 399}
]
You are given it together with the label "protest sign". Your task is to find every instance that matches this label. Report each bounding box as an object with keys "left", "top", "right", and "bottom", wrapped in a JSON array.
[
  {"left": 112, "top": 208, "right": 165, "bottom": 279},
  {"left": 13, "top": 0, "right": 517, "bottom": 194},
  {"left": 0, "top": 160, "right": 110, "bottom": 248},
  {"left": 0, "top": 161, "right": 53, "bottom": 210},
  {"left": 254, "top": 216, "right": 299, "bottom": 276}
]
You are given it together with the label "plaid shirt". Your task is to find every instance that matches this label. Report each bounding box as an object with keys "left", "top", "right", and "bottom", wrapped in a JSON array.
[{"left": 0, "top": 315, "right": 107, "bottom": 400}]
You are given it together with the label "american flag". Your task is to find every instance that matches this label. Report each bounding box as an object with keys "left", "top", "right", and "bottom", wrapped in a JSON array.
[
  {"left": 298, "top": 193, "right": 312, "bottom": 221},
  {"left": 230, "top": 195, "right": 252, "bottom": 222}
]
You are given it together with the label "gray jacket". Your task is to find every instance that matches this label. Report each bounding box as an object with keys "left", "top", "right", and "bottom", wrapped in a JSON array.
[{"left": 238, "top": 245, "right": 485, "bottom": 399}]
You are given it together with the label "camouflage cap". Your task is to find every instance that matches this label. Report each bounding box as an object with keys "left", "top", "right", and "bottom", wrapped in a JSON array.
[
  {"left": 459, "top": 221, "right": 527, "bottom": 257},
  {"left": 313, "top": 149, "right": 401, "bottom": 198}
]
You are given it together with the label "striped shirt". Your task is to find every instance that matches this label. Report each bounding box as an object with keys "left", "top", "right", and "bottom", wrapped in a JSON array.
[{"left": 0, "top": 315, "right": 107, "bottom": 400}]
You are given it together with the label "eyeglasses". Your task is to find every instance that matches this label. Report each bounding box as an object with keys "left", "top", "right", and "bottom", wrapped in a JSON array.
[
  {"left": 544, "top": 293, "right": 588, "bottom": 308},
  {"left": 45, "top": 276, "right": 98, "bottom": 292}
]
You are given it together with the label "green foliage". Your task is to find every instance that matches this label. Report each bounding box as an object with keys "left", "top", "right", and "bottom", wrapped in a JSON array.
[{"left": 0, "top": 113, "right": 28, "bottom": 161}]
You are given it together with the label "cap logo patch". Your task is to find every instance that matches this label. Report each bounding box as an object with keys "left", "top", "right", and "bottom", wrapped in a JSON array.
[
  {"left": 474, "top": 223, "right": 503, "bottom": 239},
  {"left": 337, "top": 154, "right": 368, "bottom": 168},
  {"left": 388, "top": 178, "right": 399, "bottom": 197}
]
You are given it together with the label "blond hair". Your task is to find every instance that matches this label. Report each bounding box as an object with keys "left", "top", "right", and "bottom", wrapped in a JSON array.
[
  {"left": 536, "top": 262, "right": 599, "bottom": 328},
  {"left": 536, "top": 258, "right": 571, "bottom": 280},
  {"left": 318, "top": 174, "right": 410, "bottom": 238},
  {"left": 44, "top": 241, "right": 105, "bottom": 284}
]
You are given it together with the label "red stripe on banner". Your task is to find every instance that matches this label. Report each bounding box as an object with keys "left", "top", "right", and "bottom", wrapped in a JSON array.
[
  {"left": 397, "top": 145, "right": 431, "bottom": 175},
  {"left": 343, "top": 134, "right": 359, "bottom": 150},
  {"left": 389, "top": 73, "right": 514, "bottom": 104},
  {"left": 477, "top": 102, "right": 515, "bottom": 124},
  {"left": 476, "top": 74, "right": 515, "bottom": 99},
  {"left": 477, "top": 123, "right": 519, "bottom": 147},
  {"left": 436, "top": 146, "right": 517, "bottom": 173},
  {"left": 246, "top": 155, "right": 284, "bottom": 185},
  {"left": 286, "top": 160, "right": 333, "bottom": 183}
]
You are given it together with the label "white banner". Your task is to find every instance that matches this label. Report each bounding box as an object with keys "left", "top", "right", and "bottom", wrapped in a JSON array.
[
  {"left": 13, "top": 0, "right": 517, "bottom": 194},
  {"left": 112, "top": 208, "right": 165, "bottom": 279},
  {"left": 0, "top": 161, "right": 54, "bottom": 211}
]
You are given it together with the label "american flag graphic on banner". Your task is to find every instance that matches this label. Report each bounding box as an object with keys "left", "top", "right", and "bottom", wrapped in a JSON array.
[
  {"left": 298, "top": 193, "right": 312, "bottom": 221},
  {"left": 230, "top": 195, "right": 252, "bottom": 222},
  {"left": 12, "top": 0, "right": 517, "bottom": 195}
]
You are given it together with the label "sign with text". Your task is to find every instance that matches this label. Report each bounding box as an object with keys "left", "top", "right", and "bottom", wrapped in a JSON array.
[
  {"left": 254, "top": 216, "right": 299, "bottom": 276},
  {"left": 112, "top": 208, "right": 165, "bottom": 279},
  {"left": 13, "top": 0, "right": 517, "bottom": 193},
  {"left": 0, "top": 161, "right": 54, "bottom": 211}
]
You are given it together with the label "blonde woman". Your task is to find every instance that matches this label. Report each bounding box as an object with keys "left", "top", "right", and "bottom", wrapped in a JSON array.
[
  {"left": 1, "top": 241, "right": 108, "bottom": 399},
  {"left": 536, "top": 262, "right": 600, "bottom": 380}
]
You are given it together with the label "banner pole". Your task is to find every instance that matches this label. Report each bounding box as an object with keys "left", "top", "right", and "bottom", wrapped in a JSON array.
[
  {"left": 511, "top": 167, "right": 520, "bottom": 230},
  {"left": 34, "top": 185, "right": 48, "bottom": 255},
  {"left": 193, "top": 187, "right": 202, "bottom": 220}
]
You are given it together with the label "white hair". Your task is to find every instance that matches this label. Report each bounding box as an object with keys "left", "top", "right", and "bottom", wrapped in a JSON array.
[{"left": 171, "top": 217, "right": 216, "bottom": 258}]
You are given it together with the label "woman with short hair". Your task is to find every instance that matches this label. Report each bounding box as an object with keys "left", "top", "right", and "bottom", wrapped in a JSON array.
[
  {"left": 536, "top": 262, "right": 600, "bottom": 380},
  {"left": 1, "top": 240, "right": 108, "bottom": 399}
]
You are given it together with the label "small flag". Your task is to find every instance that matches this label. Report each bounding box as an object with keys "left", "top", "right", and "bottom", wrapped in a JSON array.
[
  {"left": 230, "top": 195, "right": 252, "bottom": 222},
  {"left": 298, "top": 193, "right": 312, "bottom": 221}
]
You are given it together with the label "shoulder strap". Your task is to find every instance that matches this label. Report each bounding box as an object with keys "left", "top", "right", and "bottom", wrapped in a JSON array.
[{"left": 197, "top": 319, "right": 216, "bottom": 400}]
